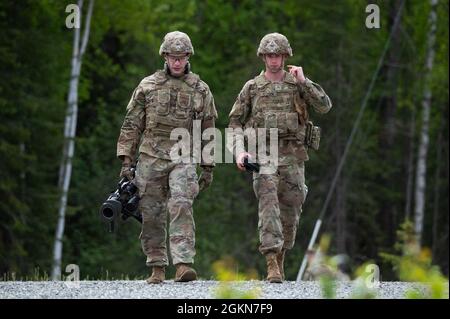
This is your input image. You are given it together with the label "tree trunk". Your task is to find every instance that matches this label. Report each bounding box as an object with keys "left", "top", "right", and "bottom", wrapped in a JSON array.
[
  {"left": 336, "top": 179, "right": 347, "bottom": 253},
  {"left": 414, "top": 0, "right": 438, "bottom": 246},
  {"left": 335, "top": 43, "right": 347, "bottom": 254},
  {"left": 432, "top": 113, "right": 444, "bottom": 259},
  {"left": 52, "top": 0, "right": 94, "bottom": 280},
  {"left": 404, "top": 109, "right": 415, "bottom": 220},
  {"left": 377, "top": 0, "right": 402, "bottom": 247}
]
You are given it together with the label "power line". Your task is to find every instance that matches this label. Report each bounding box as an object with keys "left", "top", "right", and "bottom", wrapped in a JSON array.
[{"left": 296, "top": 0, "right": 406, "bottom": 282}]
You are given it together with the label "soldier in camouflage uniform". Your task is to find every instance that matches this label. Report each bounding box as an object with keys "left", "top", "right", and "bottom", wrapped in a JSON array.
[
  {"left": 228, "top": 33, "right": 332, "bottom": 283},
  {"left": 117, "top": 31, "right": 217, "bottom": 284}
]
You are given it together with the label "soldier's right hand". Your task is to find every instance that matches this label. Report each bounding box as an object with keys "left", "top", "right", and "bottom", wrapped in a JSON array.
[
  {"left": 120, "top": 162, "right": 134, "bottom": 181},
  {"left": 287, "top": 65, "right": 306, "bottom": 83},
  {"left": 236, "top": 152, "right": 252, "bottom": 171}
]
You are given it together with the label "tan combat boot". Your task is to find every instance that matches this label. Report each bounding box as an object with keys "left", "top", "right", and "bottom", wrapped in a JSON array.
[
  {"left": 266, "top": 253, "right": 282, "bottom": 283},
  {"left": 174, "top": 263, "right": 197, "bottom": 282},
  {"left": 277, "top": 249, "right": 286, "bottom": 281},
  {"left": 146, "top": 266, "right": 165, "bottom": 284}
]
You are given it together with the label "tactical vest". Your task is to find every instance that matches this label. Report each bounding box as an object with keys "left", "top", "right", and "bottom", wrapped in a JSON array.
[
  {"left": 245, "top": 73, "right": 308, "bottom": 142},
  {"left": 145, "top": 71, "right": 206, "bottom": 138},
  {"left": 136, "top": 71, "right": 210, "bottom": 160}
]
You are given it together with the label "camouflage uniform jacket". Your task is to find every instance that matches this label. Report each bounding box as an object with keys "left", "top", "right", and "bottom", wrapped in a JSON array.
[
  {"left": 228, "top": 70, "right": 332, "bottom": 165},
  {"left": 117, "top": 70, "right": 218, "bottom": 167}
]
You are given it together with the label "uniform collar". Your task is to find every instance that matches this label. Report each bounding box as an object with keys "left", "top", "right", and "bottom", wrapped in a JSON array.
[
  {"left": 255, "top": 70, "right": 297, "bottom": 88},
  {"left": 183, "top": 72, "right": 200, "bottom": 88},
  {"left": 155, "top": 70, "right": 169, "bottom": 84},
  {"left": 155, "top": 70, "right": 199, "bottom": 88}
]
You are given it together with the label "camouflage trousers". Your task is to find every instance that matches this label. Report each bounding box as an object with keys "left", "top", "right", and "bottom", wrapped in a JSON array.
[
  {"left": 253, "top": 162, "right": 307, "bottom": 255},
  {"left": 134, "top": 153, "right": 199, "bottom": 267}
]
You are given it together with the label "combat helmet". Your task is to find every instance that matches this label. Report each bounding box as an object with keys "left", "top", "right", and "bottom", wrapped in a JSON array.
[
  {"left": 257, "top": 32, "right": 293, "bottom": 57},
  {"left": 159, "top": 31, "right": 194, "bottom": 56}
]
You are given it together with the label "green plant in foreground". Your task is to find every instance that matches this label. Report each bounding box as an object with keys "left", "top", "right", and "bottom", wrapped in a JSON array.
[
  {"left": 350, "top": 262, "right": 379, "bottom": 299},
  {"left": 320, "top": 274, "right": 337, "bottom": 299},
  {"left": 380, "top": 221, "right": 449, "bottom": 299},
  {"left": 313, "top": 235, "right": 379, "bottom": 299},
  {"left": 212, "top": 256, "right": 261, "bottom": 299}
]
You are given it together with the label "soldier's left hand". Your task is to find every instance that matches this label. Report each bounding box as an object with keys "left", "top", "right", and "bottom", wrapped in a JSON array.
[
  {"left": 120, "top": 162, "right": 134, "bottom": 181},
  {"left": 287, "top": 65, "right": 306, "bottom": 83},
  {"left": 198, "top": 167, "right": 213, "bottom": 192}
]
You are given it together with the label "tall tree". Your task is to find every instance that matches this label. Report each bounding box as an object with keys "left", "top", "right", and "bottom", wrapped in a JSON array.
[
  {"left": 377, "top": 0, "right": 403, "bottom": 247},
  {"left": 404, "top": 109, "right": 416, "bottom": 220},
  {"left": 0, "top": 0, "right": 69, "bottom": 277},
  {"left": 52, "top": 0, "right": 94, "bottom": 280},
  {"left": 334, "top": 40, "right": 346, "bottom": 254},
  {"left": 414, "top": 0, "right": 438, "bottom": 245},
  {"left": 432, "top": 113, "right": 444, "bottom": 258}
]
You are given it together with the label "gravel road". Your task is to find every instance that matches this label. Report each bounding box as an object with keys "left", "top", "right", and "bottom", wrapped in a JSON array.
[{"left": 0, "top": 280, "right": 436, "bottom": 299}]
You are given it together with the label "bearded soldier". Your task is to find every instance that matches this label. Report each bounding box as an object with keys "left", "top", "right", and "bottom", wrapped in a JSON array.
[
  {"left": 117, "top": 31, "right": 217, "bottom": 284},
  {"left": 228, "top": 33, "right": 332, "bottom": 283}
]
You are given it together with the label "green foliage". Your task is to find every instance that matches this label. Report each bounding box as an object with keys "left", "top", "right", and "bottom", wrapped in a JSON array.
[
  {"left": 308, "top": 235, "right": 378, "bottom": 299},
  {"left": 214, "top": 284, "right": 261, "bottom": 299},
  {"left": 212, "top": 256, "right": 261, "bottom": 299},
  {"left": 380, "top": 221, "right": 449, "bottom": 299},
  {"left": 320, "top": 275, "right": 336, "bottom": 299},
  {"left": 0, "top": 0, "right": 69, "bottom": 275},
  {"left": 350, "top": 278, "right": 377, "bottom": 299},
  {"left": 350, "top": 262, "right": 379, "bottom": 299},
  {"left": 0, "top": 1, "right": 448, "bottom": 283}
]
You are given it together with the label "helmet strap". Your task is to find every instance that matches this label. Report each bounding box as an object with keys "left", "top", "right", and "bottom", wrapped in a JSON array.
[{"left": 164, "top": 61, "right": 171, "bottom": 75}]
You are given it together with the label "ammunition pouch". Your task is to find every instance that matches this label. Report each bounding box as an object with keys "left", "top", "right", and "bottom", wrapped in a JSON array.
[
  {"left": 148, "top": 113, "right": 193, "bottom": 137},
  {"left": 305, "top": 121, "right": 321, "bottom": 150},
  {"left": 146, "top": 88, "right": 194, "bottom": 137},
  {"left": 264, "top": 112, "right": 300, "bottom": 137}
]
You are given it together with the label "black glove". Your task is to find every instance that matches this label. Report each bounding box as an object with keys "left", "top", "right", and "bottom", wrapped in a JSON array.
[{"left": 198, "top": 166, "right": 213, "bottom": 192}]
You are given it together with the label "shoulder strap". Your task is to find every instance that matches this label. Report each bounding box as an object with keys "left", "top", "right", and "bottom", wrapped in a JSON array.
[{"left": 154, "top": 70, "right": 169, "bottom": 85}]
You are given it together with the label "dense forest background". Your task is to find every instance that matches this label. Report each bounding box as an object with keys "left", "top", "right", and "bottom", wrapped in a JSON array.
[{"left": 0, "top": 0, "right": 448, "bottom": 281}]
